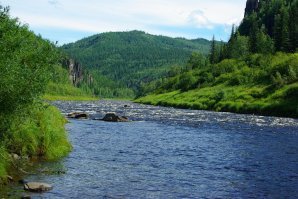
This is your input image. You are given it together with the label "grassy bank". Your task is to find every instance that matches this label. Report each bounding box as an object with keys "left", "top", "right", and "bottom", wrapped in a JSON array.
[
  {"left": 135, "top": 83, "right": 298, "bottom": 118},
  {"left": 136, "top": 53, "right": 298, "bottom": 118},
  {"left": 44, "top": 82, "right": 98, "bottom": 101},
  {"left": 0, "top": 103, "right": 72, "bottom": 183},
  {"left": 44, "top": 95, "right": 98, "bottom": 101},
  {"left": 0, "top": 6, "right": 73, "bottom": 183}
]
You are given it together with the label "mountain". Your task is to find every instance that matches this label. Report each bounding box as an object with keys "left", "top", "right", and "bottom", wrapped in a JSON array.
[{"left": 61, "top": 30, "right": 214, "bottom": 98}]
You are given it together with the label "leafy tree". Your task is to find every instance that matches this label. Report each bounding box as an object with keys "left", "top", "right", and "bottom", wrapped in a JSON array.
[
  {"left": 187, "top": 52, "right": 207, "bottom": 70},
  {"left": 0, "top": 6, "right": 59, "bottom": 113},
  {"left": 256, "top": 26, "right": 274, "bottom": 54}
]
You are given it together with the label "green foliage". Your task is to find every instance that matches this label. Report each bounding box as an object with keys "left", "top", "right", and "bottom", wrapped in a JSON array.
[
  {"left": 0, "top": 7, "right": 59, "bottom": 113},
  {"left": 209, "top": 36, "right": 219, "bottom": 64},
  {"left": 0, "top": 147, "right": 9, "bottom": 180},
  {"left": 3, "top": 104, "right": 71, "bottom": 160},
  {"left": 136, "top": 53, "right": 298, "bottom": 118},
  {"left": 61, "top": 31, "right": 214, "bottom": 98},
  {"left": 238, "top": 0, "right": 297, "bottom": 53},
  {"left": 0, "top": 6, "right": 73, "bottom": 180},
  {"left": 46, "top": 82, "right": 92, "bottom": 97},
  {"left": 187, "top": 52, "right": 207, "bottom": 70},
  {"left": 177, "top": 72, "right": 197, "bottom": 91}
]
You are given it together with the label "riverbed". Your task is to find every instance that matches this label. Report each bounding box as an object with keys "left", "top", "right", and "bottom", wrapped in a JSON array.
[{"left": 1, "top": 100, "right": 298, "bottom": 198}]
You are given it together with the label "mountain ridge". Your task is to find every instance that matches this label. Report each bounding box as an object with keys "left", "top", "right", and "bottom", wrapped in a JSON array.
[{"left": 61, "top": 30, "right": 216, "bottom": 98}]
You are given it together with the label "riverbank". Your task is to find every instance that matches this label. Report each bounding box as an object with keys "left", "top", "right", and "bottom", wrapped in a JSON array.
[
  {"left": 44, "top": 94, "right": 99, "bottom": 101},
  {"left": 0, "top": 104, "right": 72, "bottom": 184},
  {"left": 135, "top": 82, "right": 298, "bottom": 118}
]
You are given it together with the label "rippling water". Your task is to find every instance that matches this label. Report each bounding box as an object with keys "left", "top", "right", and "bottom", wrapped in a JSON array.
[{"left": 2, "top": 100, "right": 298, "bottom": 198}]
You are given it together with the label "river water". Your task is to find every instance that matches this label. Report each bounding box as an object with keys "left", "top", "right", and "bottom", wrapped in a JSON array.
[{"left": 1, "top": 100, "right": 298, "bottom": 198}]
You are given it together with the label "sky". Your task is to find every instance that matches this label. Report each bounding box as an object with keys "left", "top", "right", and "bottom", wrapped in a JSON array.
[{"left": 1, "top": 0, "right": 247, "bottom": 45}]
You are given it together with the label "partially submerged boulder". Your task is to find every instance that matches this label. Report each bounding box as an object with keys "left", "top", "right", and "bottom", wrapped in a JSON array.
[
  {"left": 102, "top": 113, "right": 129, "bottom": 122},
  {"left": 24, "top": 182, "right": 53, "bottom": 192},
  {"left": 67, "top": 112, "right": 89, "bottom": 119}
]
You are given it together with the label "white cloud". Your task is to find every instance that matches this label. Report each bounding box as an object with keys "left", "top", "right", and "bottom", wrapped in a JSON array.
[
  {"left": 1, "top": 0, "right": 247, "bottom": 42},
  {"left": 188, "top": 10, "right": 213, "bottom": 29},
  {"left": 48, "top": 0, "right": 58, "bottom": 5}
]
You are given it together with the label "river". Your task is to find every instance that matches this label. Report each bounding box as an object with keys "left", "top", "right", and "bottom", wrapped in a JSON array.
[{"left": 1, "top": 100, "right": 298, "bottom": 198}]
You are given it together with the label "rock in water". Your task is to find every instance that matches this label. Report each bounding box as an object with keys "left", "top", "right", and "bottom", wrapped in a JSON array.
[
  {"left": 102, "top": 113, "right": 129, "bottom": 122},
  {"left": 67, "top": 112, "right": 89, "bottom": 119},
  {"left": 24, "top": 182, "right": 53, "bottom": 192}
]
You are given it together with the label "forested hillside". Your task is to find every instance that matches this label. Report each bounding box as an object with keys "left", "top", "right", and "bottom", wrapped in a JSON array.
[
  {"left": 136, "top": 0, "right": 298, "bottom": 118},
  {"left": 61, "top": 31, "right": 214, "bottom": 98}
]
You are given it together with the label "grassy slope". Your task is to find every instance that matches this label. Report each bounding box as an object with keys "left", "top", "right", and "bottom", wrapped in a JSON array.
[
  {"left": 136, "top": 53, "right": 298, "bottom": 118},
  {"left": 44, "top": 82, "right": 98, "bottom": 101},
  {"left": 136, "top": 83, "right": 298, "bottom": 118}
]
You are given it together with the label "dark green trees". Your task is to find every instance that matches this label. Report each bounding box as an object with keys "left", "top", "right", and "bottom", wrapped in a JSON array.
[
  {"left": 61, "top": 31, "right": 213, "bottom": 98},
  {"left": 209, "top": 36, "right": 218, "bottom": 64},
  {"left": 239, "top": 0, "right": 297, "bottom": 54}
]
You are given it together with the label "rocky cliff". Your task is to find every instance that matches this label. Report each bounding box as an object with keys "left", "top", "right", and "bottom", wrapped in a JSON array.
[
  {"left": 244, "top": 0, "right": 259, "bottom": 16},
  {"left": 62, "top": 59, "right": 83, "bottom": 86},
  {"left": 62, "top": 58, "right": 93, "bottom": 87}
]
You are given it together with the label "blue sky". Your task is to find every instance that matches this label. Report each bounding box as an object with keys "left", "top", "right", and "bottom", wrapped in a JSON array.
[{"left": 1, "top": 0, "right": 247, "bottom": 45}]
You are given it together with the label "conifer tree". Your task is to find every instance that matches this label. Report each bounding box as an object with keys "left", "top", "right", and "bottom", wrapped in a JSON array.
[{"left": 209, "top": 35, "right": 218, "bottom": 64}]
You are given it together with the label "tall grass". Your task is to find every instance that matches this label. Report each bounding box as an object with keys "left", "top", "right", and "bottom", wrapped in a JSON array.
[{"left": 0, "top": 103, "right": 72, "bottom": 182}]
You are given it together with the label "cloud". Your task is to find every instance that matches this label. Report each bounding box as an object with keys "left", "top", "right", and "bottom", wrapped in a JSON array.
[
  {"left": 2, "top": 0, "right": 247, "bottom": 43},
  {"left": 48, "top": 0, "right": 59, "bottom": 6},
  {"left": 188, "top": 10, "right": 214, "bottom": 29}
]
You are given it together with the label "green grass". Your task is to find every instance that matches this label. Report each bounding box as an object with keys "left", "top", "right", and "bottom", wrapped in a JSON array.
[
  {"left": 44, "top": 82, "right": 98, "bottom": 101},
  {"left": 0, "top": 147, "right": 9, "bottom": 180},
  {"left": 136, "top": 53, "right": 298, "bottom": 118},
  {"left": 0, "top": 103, "right": 72, "bottom": 182},
  {"left": 135, "top": 82, "right": 298, "bottom": 118},
  {"left": 44, "top": 95, "right": 99, "bottom": 101}
]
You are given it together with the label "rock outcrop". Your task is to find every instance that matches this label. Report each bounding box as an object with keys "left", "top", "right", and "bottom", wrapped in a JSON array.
[
  {"left": 62, "top": 59, "right": 83, "bottom": 86},
  {"left": 244, "top": 0, "right": 259, "bottom": 16}
]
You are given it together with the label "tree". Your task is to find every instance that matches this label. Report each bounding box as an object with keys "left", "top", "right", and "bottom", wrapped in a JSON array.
[
  {"left": 187, "top": 52, "right": 206, "bottom": 70},
  {"left": 256, "top": 26, "right": 274, "bottom": 54},
  {"left": 0, "top": 6, "right": 59, "bottom": 113},
  {"left": 248, "top": 13, "right": 259, "bottom": 53},
  {"left": 288, "top": 0, "right": 298, "bottom": 52},
  {"left": 209, "top": 35, "right": 219, "bottom": 64}
]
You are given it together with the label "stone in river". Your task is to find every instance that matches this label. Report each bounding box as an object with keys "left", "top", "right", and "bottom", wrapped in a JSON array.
[
  {"left": 102, "top": 113, "right": 129, "bottom": 122},
  {"left": 67, "top": 112, "right": 89, "bottom": 119},
  {"left": 24, "top": 182, "right": 53, "bottom": 192}
]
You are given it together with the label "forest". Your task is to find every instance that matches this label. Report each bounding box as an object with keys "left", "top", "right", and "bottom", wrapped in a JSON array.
[
  {"left": 61, "top": 31, "right": 215, "bottom": 98},
  {"left": 136, "top": 0, "right": 298, "bottom": 118}
]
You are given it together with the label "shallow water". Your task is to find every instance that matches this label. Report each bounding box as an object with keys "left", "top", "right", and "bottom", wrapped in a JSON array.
[{"left": 2, "top": 100, "right": 298, "bottom": 198}]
